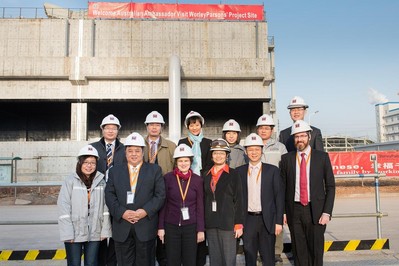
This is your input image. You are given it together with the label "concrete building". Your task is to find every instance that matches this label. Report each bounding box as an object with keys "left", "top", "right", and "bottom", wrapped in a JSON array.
[
  {"left": 0, "top": 5, "right": 275, "bottom": 181},
  {"left": 323, "top": 136, "right": 374, "bottom": 152},
  {"left": 375, "top": 102, "right": 399, "bottom": 143}
]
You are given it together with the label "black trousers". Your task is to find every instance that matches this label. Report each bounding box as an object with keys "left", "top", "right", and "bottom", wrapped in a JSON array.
[
  {"left": 243, "top": 214, "right": 275, "bottom": 266},
  {"left": 98, "top": 238, "right": 117, "bottom": 266},
  {"left": 164, "top": 223, "right": 197, "bottom": 266},
  {"left": 290, "top": 203, "right": 326, "bottom": 266},
  {"left": 114, "top": 224, "right": 156, "bottom": 266}
]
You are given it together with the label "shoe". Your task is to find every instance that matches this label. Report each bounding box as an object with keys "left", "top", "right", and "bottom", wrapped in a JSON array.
[{"left": 275, "top": 254, "right": 283, "bottom": 263}]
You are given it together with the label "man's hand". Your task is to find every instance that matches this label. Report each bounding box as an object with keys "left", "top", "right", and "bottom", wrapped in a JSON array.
[
  {"left": 275, "top": 224, "right": 283, "bottom": 235},
  {"left": 158, "top": 229, "right": 165, "bottom": 244}
]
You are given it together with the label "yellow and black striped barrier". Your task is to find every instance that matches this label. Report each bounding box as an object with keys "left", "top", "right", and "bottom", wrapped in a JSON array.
[
  {"left": 0, "top": 249, "right": 66, "bottom": 261},
  {"left": 282, "top": 239, "right": 390, "bottom": 253},
  {"left": 324, "top": 239, "right": 390, "bottom": 251},
  {"left": 0, "top": 239, "right": 390, "bottom": 261}
]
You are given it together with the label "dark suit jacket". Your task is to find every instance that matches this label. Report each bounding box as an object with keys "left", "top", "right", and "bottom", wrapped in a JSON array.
[
  {"left": 178, "top": 137, "right": 213, "bottom": 175},
  {"left": 280, "top": 149, "right": 335, "bottom": 225},
  {"left": 105, "top": 162, "right": 165, "bottom": 242},
  {"left": 203, "top": 167, "right": 244, "bottom": 230},
  {"left": 278, "top": 125, "right": 324, "bottom": 153},
  {"left": 91, "top": 137, "right": 127, "bottom": 174},
  {"left": 237, "top": 163, "right": 284, "bottom": 234}
]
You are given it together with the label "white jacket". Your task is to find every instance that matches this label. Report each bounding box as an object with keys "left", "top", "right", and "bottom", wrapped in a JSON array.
[{"left": 57, "top": 171, "right": 112, "bottom": 242}]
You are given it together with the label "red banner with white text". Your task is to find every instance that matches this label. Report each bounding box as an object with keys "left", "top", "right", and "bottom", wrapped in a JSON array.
[
  {"left": 329, "top": 151, "right": 399, "bottom": 177},
  {"left": 88, "top": 2, "right": 264, "bottom": 21}
]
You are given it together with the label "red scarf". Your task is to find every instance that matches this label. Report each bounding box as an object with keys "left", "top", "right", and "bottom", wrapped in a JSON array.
[{"left": 173, "top": 168, "right": 192, "bottom": 181}]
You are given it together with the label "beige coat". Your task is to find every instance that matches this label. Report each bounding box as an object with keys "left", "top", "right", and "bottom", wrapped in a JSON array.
[{"left": 144, "top": 136, "right": 176, "bottom": 175}]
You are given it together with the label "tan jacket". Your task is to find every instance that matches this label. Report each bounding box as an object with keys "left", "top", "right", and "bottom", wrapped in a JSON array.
[{"left": 144, "top": 136, "right": 176, "bottom": 175}]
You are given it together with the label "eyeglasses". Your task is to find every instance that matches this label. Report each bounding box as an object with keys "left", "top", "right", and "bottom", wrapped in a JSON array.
[
  {"left": 212, "top": 151, "right": 226, "bottom": 156},
  {"left": 294, "top": 134, "right": 309, "bottom": 140},
  {"left": 83, "top": 162, "right": 97, "bottom": 166},
  {"left": 103, "top": 127, "right": 118, "bottom": 132}
]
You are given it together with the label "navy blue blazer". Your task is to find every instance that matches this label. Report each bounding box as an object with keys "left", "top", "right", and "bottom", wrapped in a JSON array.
[
  {"left": 237, "top": 163, "right": 284, "bottom": 234},
  {"left": 91, "top": 137, "right": 127, "bottom": 174},
  {"left": 105, "top": 162, "right": 165, "bottom": 242},
  {"left": 280, "top": 149, "right": 335, "bottom": 225}
]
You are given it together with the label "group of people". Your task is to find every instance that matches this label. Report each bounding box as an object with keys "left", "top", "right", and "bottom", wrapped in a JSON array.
[{"left": 57, "top": 96, "right": 335, "bottom": 266}]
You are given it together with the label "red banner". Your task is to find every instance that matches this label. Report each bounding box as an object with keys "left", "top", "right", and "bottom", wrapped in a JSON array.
[
  {"left": 329, "top": 151, "right": 399, "bottom": 177},
  {"left": 88, "top": 2, "right": 264, "bottom": 21}
]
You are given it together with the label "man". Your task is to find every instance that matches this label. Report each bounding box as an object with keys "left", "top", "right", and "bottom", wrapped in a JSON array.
[
  {"left": 280, "top": 120, "right": 335, "bottom": 266},
  {"left": 237, "top": 133, "right": 284, "bottom": 266},
  {"left": 256, "top": 114, "right": 287, "bottom": 167},
  {"left": 91, "top": 114, "right": 126, "bottom": 266},
  {"left": 143, "top": 110, "right": 176, "bottom": 175},
  {"left": 279, "top": 96, "right": 324, "bottom": 152},
  {"left": 105, "top": 132, "right": 165, "bottom": 265},
  {"left": 256, "top": 114, "right": 287, "bottom": 263},
  {"left": 143, "top": 111, "right": 176, "bottom": 266}
]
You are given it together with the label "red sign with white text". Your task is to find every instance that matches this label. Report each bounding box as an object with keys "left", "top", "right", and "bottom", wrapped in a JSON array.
[
  {"left": 88, "top": 2, "right": 264, "bottom": 21},
  {"left": 329, "top": 151, "right": 399, "bottom": 177}
]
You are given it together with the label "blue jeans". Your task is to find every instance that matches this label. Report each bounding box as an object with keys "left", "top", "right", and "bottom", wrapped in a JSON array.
[{"left": 65, "top": 241, "right": 100, "bottom": 266}]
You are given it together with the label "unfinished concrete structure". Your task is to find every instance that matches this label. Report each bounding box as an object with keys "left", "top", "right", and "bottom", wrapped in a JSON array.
[{"left": 0, "top": 6, "right": 275, "bottom": 181}]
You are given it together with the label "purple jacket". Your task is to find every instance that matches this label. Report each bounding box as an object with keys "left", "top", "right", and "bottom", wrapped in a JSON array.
[{"left": 158, "top": 171, "right": 205, "bottom": 232}]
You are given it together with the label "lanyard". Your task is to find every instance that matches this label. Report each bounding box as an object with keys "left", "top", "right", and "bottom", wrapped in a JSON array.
[
  {"left": 248, "top": 165, "right": 262, "bottom": 183},
  {"left": 176, "top": 174, "right": 192, "bottom": 206},
  {"left": 296, "top": 149, "right": 312, "bottom": 167},
  {"left": 128, "top": 164, "right": 142, "bottom": 192},
  {"left": 187, "top": 137, "right": 193, "bottom": 146}
]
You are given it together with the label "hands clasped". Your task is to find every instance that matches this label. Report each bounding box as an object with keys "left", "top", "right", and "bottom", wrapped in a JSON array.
[{"left": 122, "top": 209, "right": 147, "bottom": 224}]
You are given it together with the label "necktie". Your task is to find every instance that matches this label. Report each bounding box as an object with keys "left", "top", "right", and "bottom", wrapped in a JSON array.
[
  {"left": 150, "top": 141, "right": 156, "bottom": 163},
  {"left": 300, "top": 153, "right": 308, "bottom": 206},
  {"left": 106, "top": 143, "right": 113, "bottom": 169},
  {"left": 130, "top": 166, "right": 139, "bottom": 193}
]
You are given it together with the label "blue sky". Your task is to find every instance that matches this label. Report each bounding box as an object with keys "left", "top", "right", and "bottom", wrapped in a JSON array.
[{"left": 3, "top": 0, "right": 399, "bottom": 141}]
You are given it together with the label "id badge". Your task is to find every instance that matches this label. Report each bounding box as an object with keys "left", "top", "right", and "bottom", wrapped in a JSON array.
[
  {"left": 212, "top": 200, "right": 217, "bottom": 212},
  {"left": 181, "top": 207, "right": 190, "bottom": 220},
  {"left": 127, "top": 191, "right": 134, "bottom": 204}
]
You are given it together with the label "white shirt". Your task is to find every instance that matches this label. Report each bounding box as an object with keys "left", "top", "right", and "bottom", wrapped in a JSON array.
[{"left": 247, "top": 161, "right": 262, "bottom": 212}]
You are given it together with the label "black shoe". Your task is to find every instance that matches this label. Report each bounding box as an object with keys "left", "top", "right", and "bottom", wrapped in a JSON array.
[{"left": 275, "top": 254, "right": 283, "bottom": 263}]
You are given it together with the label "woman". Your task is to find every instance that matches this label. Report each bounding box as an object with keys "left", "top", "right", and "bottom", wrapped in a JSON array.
[
  {"left": 222, "top": 119, "right": 248, "bottom": 169},
  {"left": 178, "top": 110, "right": 212, "bottom": 266},
  {"left": 178, "top": 110, "right": 213, "bottom": 176},
  {"left": 204, "top": 138, "right": 244, "bottom": 266},
  {"left": 58, "top": 145, "right": 111, "bottom": 266},
  {"left": 158, "top": 144, "right": 205, "bottom": 266}
]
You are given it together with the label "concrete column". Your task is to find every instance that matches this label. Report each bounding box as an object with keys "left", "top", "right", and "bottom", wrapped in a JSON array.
[
  {"left": 168, "top": 55, "right": 181, "bottom": 144},
  {"left": 71, "top": 103, "right": 87, "bottom": 141}
]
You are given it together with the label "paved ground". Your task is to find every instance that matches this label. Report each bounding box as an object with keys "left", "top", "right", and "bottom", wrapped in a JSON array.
[{"left": 0, "top": 192, "right": 398, "bottom": 265}]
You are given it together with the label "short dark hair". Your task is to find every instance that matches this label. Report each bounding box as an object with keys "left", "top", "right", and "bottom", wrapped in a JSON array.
[{"left": 186, "top": 116, "right": 203, "bottom": 127}]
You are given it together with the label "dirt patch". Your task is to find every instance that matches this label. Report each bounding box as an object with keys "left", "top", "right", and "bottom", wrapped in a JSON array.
[{"left": 1, "top": 178, "right": 399, "bottom": 206}]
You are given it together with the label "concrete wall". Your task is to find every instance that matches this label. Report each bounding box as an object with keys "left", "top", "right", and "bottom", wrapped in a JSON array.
[{"left": 0, "top": 18, "right": 274, "bottom": 181}]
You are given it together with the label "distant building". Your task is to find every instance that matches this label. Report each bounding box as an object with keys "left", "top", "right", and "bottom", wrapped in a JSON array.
[
  {"left": 375, "top": 102, "right": 399, "bottom": 142},
  {"left": 323, "top": 136, "right": 374, "bottom": 152},
  {"left": 353, "top": 140, "right": 399, "bottom": 151}
]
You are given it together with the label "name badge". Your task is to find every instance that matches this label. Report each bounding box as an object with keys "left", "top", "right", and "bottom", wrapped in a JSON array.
[
  {"left": 181, "top": 207, "right": 190, "bottom": 220},
  {"left": 127, "top": 191, "right": 134, "bottom": 204},
  {"left": 212, "top": 200, "right": 217, "bottom": 212}
]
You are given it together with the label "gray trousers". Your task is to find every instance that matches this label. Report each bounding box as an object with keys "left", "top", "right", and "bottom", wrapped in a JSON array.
[{"left": 206, "top": 228, "right": 236, "bottom": 266}]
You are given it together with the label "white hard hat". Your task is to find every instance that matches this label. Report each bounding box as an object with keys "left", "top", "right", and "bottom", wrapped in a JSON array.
[
  {"left": 145, "top": 111, "right": 165, "bottom": 125},
  {"left": 78, "top": 145, "right": 99, "bottom": 159},
  {"left": 222, "top": 119, "right": 241, "bottom": 132},
  {"left": 243, "top": 133, "right": 264, "bottom": 147},
  {"left": 291, "top": 120, "right": 313, "bottom": 135},
  {"left": 256, "top": 114, "right": 275, "bottom": 127},
  {"left": 184, "top": 111, "right": 205, "bottom": 128},
  {"left": 124, "top": 132, "right": 146, "bottom": 147},
  {"left": 287, "top": 96, "right": 309, "bottom": 109},
  {"left": 210, "top": 138, "right": 230, "bottom": 153},
  {"left": 100, "top": 114, "right": 121, "bottom": 129},
  {"left": 173, "top": 144, "right": 194, "bottom": 159}
]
